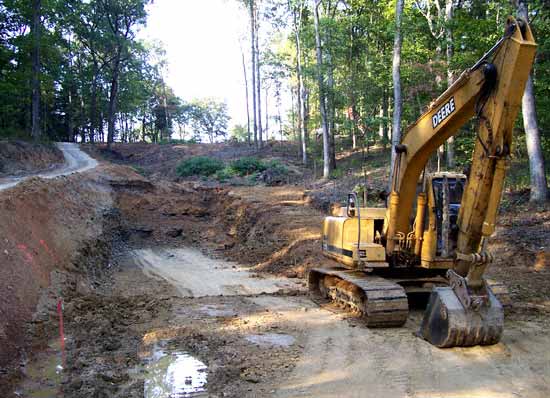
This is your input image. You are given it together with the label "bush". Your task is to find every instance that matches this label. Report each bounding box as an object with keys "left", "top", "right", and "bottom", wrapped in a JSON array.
[
  {"left": 214, "top": 167, "right": 237, "bottom": 182},
  {"left": 264, "top": 160, "right": 288, "bottom": 174},
  {"left": 229, "top": 157, "right": 267, "bottom": 176},
  {"left": 176, "top": 156, "right": 224, "bottom": 177}
]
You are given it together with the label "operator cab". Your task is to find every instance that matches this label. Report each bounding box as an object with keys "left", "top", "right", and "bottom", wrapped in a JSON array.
[{"left": 420, "top": 172, "right": 467, "bottom": 268}]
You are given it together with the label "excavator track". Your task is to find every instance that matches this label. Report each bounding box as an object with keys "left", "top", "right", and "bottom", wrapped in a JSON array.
[{"left": 308, "top": 267, "right": 409, "bottom": 327}]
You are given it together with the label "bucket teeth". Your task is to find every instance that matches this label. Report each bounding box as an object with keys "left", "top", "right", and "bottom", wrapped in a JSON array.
[{"left": 419, "top": 286, "right": 504, "bottom": 348}]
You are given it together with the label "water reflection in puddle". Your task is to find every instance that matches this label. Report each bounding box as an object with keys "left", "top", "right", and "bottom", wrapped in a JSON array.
[{"left": 143, "top": 344, "right": 208, "bottom": 398}]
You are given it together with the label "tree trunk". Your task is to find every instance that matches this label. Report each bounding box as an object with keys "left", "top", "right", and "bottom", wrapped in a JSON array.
[
  {"left": 161, "top": 81, "right": 169, "bottom": 141},
  {"left": 515, "top": 0, "right": 548, "bottom": 201},
  {"left": 325, "top": 18, "right": 336, "bottom": 171},
  {"left": 390, "top": 0, "right": 404, "bottom": 190},
  {"left": 265, "top": 86, "right": 269, "bottom": 141},
  {"left": 89, "top": 55, "right": 99, "bottom": 143},
  {"left": 255, "top": 4, "right": 263, "bottom": 148},
  {"left": 313, "top": 0, "right": 331, "bottom": 178},
  {"left": 79, "top": 96, "right": 85, "bottom": 143},
  {"left": 522, "top": 75, "right": 548, "bottom": 201},
  {"left": 107, "top": 50, "right": 121, "bottom": 144},
  {"left": 327, "top": 51, "right": 336, "bottom": 171},
  {"left": 291, "top": 0, "right": 307, "bottom": 165},
  {"left": 249, "top": 1, "right": 258, "bottom": 147},
  {"left": 142, "top": 112, "right": 147, "bottom": 142},
  {"left": 242, "top": 50, "right": 251, "bottom": 145},
  {"left": 31, "top": 0, "right": 41, "bottom": 140},
  {"left": 445, "top": 0, "right": 455, "bottom": 168}
]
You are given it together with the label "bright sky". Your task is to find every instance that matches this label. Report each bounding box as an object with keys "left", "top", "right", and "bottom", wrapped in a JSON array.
[{"left": 138, "top": 0, "right": 251, "bottom": 129}]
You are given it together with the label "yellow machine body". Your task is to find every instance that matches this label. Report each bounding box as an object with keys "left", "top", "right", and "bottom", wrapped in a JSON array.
[
  {"left": 321, "top": 172, "right": 468, "bottom": 271},
  {"left": 322, "top": 207, "right": 387, "bottom": 268}
]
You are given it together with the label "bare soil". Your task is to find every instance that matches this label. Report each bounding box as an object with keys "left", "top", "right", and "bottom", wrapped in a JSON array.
[
  {"left": 1, "top": 142, "right": 549, "bottom": 397},
  {"left": 0, "top": 140, "right": 63, "bottom": 177}
]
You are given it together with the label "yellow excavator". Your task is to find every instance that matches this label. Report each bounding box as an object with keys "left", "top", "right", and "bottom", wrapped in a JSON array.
[{"left": 309, "top": 17, "right": 536, "bottom": 347}]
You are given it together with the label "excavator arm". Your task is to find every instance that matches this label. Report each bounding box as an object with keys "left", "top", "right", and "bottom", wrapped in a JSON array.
[
  {"left": 387, "top": 17, "right": 536, "bottom": 262},
  {"left": 385, "top": 17, "right": 536, "bottom": 347}
]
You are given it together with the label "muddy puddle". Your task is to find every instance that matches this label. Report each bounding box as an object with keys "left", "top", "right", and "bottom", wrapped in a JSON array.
[
  {"left": 14, "top": 340, "right": 64, "bottom": 398},
  {"left": 137, "top": 342, "right": 208, "bottom": 398}
]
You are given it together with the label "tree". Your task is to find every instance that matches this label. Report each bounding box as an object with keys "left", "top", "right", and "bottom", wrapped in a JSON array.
[
  {"left": 241, "top": 46, "right": 251, "bottom": 145},
  {"left": 313, "top": 0, "right": 331, "bottom": 178},
  {"left": 289, "top": 0, "right": 308, "bottom": 165},
  {"left": 390, "top": 0, "right": 404, "bottom": 190},
  {"left": 189, "top": 99, "right": 231, "bottom": 143},
  {"left": 515, "top": 0, "right": 548, "bottom": 202},
  {"left": 97, "top": 0, "right": 149, "bottom": 144},
  {"left": 31, "top": 0, "right": 41, "bottom": 140},
  {"left": 255, "top": 0, "right": 264, "bottom": 147},
  {"left": 247, "top": 0, "right": 259, "bottom": 147}
]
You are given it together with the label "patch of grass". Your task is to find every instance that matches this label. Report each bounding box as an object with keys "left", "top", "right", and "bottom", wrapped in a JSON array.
[{"left": 176, "top": 156, "right": 224, "bottom": 177}]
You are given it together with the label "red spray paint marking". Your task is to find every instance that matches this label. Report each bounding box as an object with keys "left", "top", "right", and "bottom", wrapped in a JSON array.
[
  {"left": 16, "top": 243, "right": 34, "bottom": 264},
  {"left": 57, "top": 298, "right": 66, "bottom": 368}
]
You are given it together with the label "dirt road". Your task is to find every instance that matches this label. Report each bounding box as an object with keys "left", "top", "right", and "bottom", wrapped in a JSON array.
[
  {"left": 0, "top": 142, "right": 97, "bottom": 190},
  {"left": 131, "top": 247, "right": 550, "bottom": 398}
]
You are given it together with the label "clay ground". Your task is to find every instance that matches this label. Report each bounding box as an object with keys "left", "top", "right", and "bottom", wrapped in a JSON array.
[{"left": 1, "top": 142, "right": 549, "bottom": 398}]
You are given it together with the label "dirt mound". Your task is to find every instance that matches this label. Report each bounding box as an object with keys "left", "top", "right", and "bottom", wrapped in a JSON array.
[{"left": 0, "top": 141, "right": 64, "bottom": 177}]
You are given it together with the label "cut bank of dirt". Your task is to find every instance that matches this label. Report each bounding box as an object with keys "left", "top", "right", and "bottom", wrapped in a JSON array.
[{"left": 0, "top": 140, "right": 64, "bottom": 177}]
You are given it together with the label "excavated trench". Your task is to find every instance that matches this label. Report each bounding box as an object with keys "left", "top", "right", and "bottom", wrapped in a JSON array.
[
  {"left": 2, "top": 170, "right": 308, "bottom": 398},
  {"left": 3, "top": 164, "right": 550, "bottom": 398}
]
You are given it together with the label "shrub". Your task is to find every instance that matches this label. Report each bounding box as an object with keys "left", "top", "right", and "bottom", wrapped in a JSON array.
[
  {"left": 214, "top": 167, "right": 237, "bottom": 182},
  {"left": 264, "top": 160, "right": 288, "bottom": 175},
  {"left": 229, "top": 157, "right": 267, "bottom": 176},
  {"left": 176, "top": 156, "right": 224, "bottom": 177}
]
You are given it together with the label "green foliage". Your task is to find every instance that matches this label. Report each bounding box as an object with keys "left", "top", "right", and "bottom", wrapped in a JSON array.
[
  {"left": 230, "top": 124, "right": 249, "bottom": 142},
  {"left": 329, "top": 167, "right": 345, "bottom": 180},
  {"left": 187, "top": 98, "right": 230, "bottom": 144},
  {"left": 175, "top": 156, "right": 224, "bottom": 177},
  {"left": 214, "top": 167, "right": 237, "bottom": 182},
  {"left": 229, "top": 157, "right": 268, "bottom": 176},
  {"left": 264, "top": 159, "right": 289, "bottom": 176}
]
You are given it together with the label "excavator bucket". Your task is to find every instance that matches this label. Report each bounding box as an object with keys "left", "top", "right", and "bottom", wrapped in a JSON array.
[{"left": 419, "top": 287, "right": 504, "bottom": 348}]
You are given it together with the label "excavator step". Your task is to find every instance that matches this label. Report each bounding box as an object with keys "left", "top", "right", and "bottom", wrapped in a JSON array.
[
  {"left": 308, "top": 267, "right": 409, "bottom": 327},
  {"left": 419, "top": 286, "right": 504, "bottom": 347}
]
